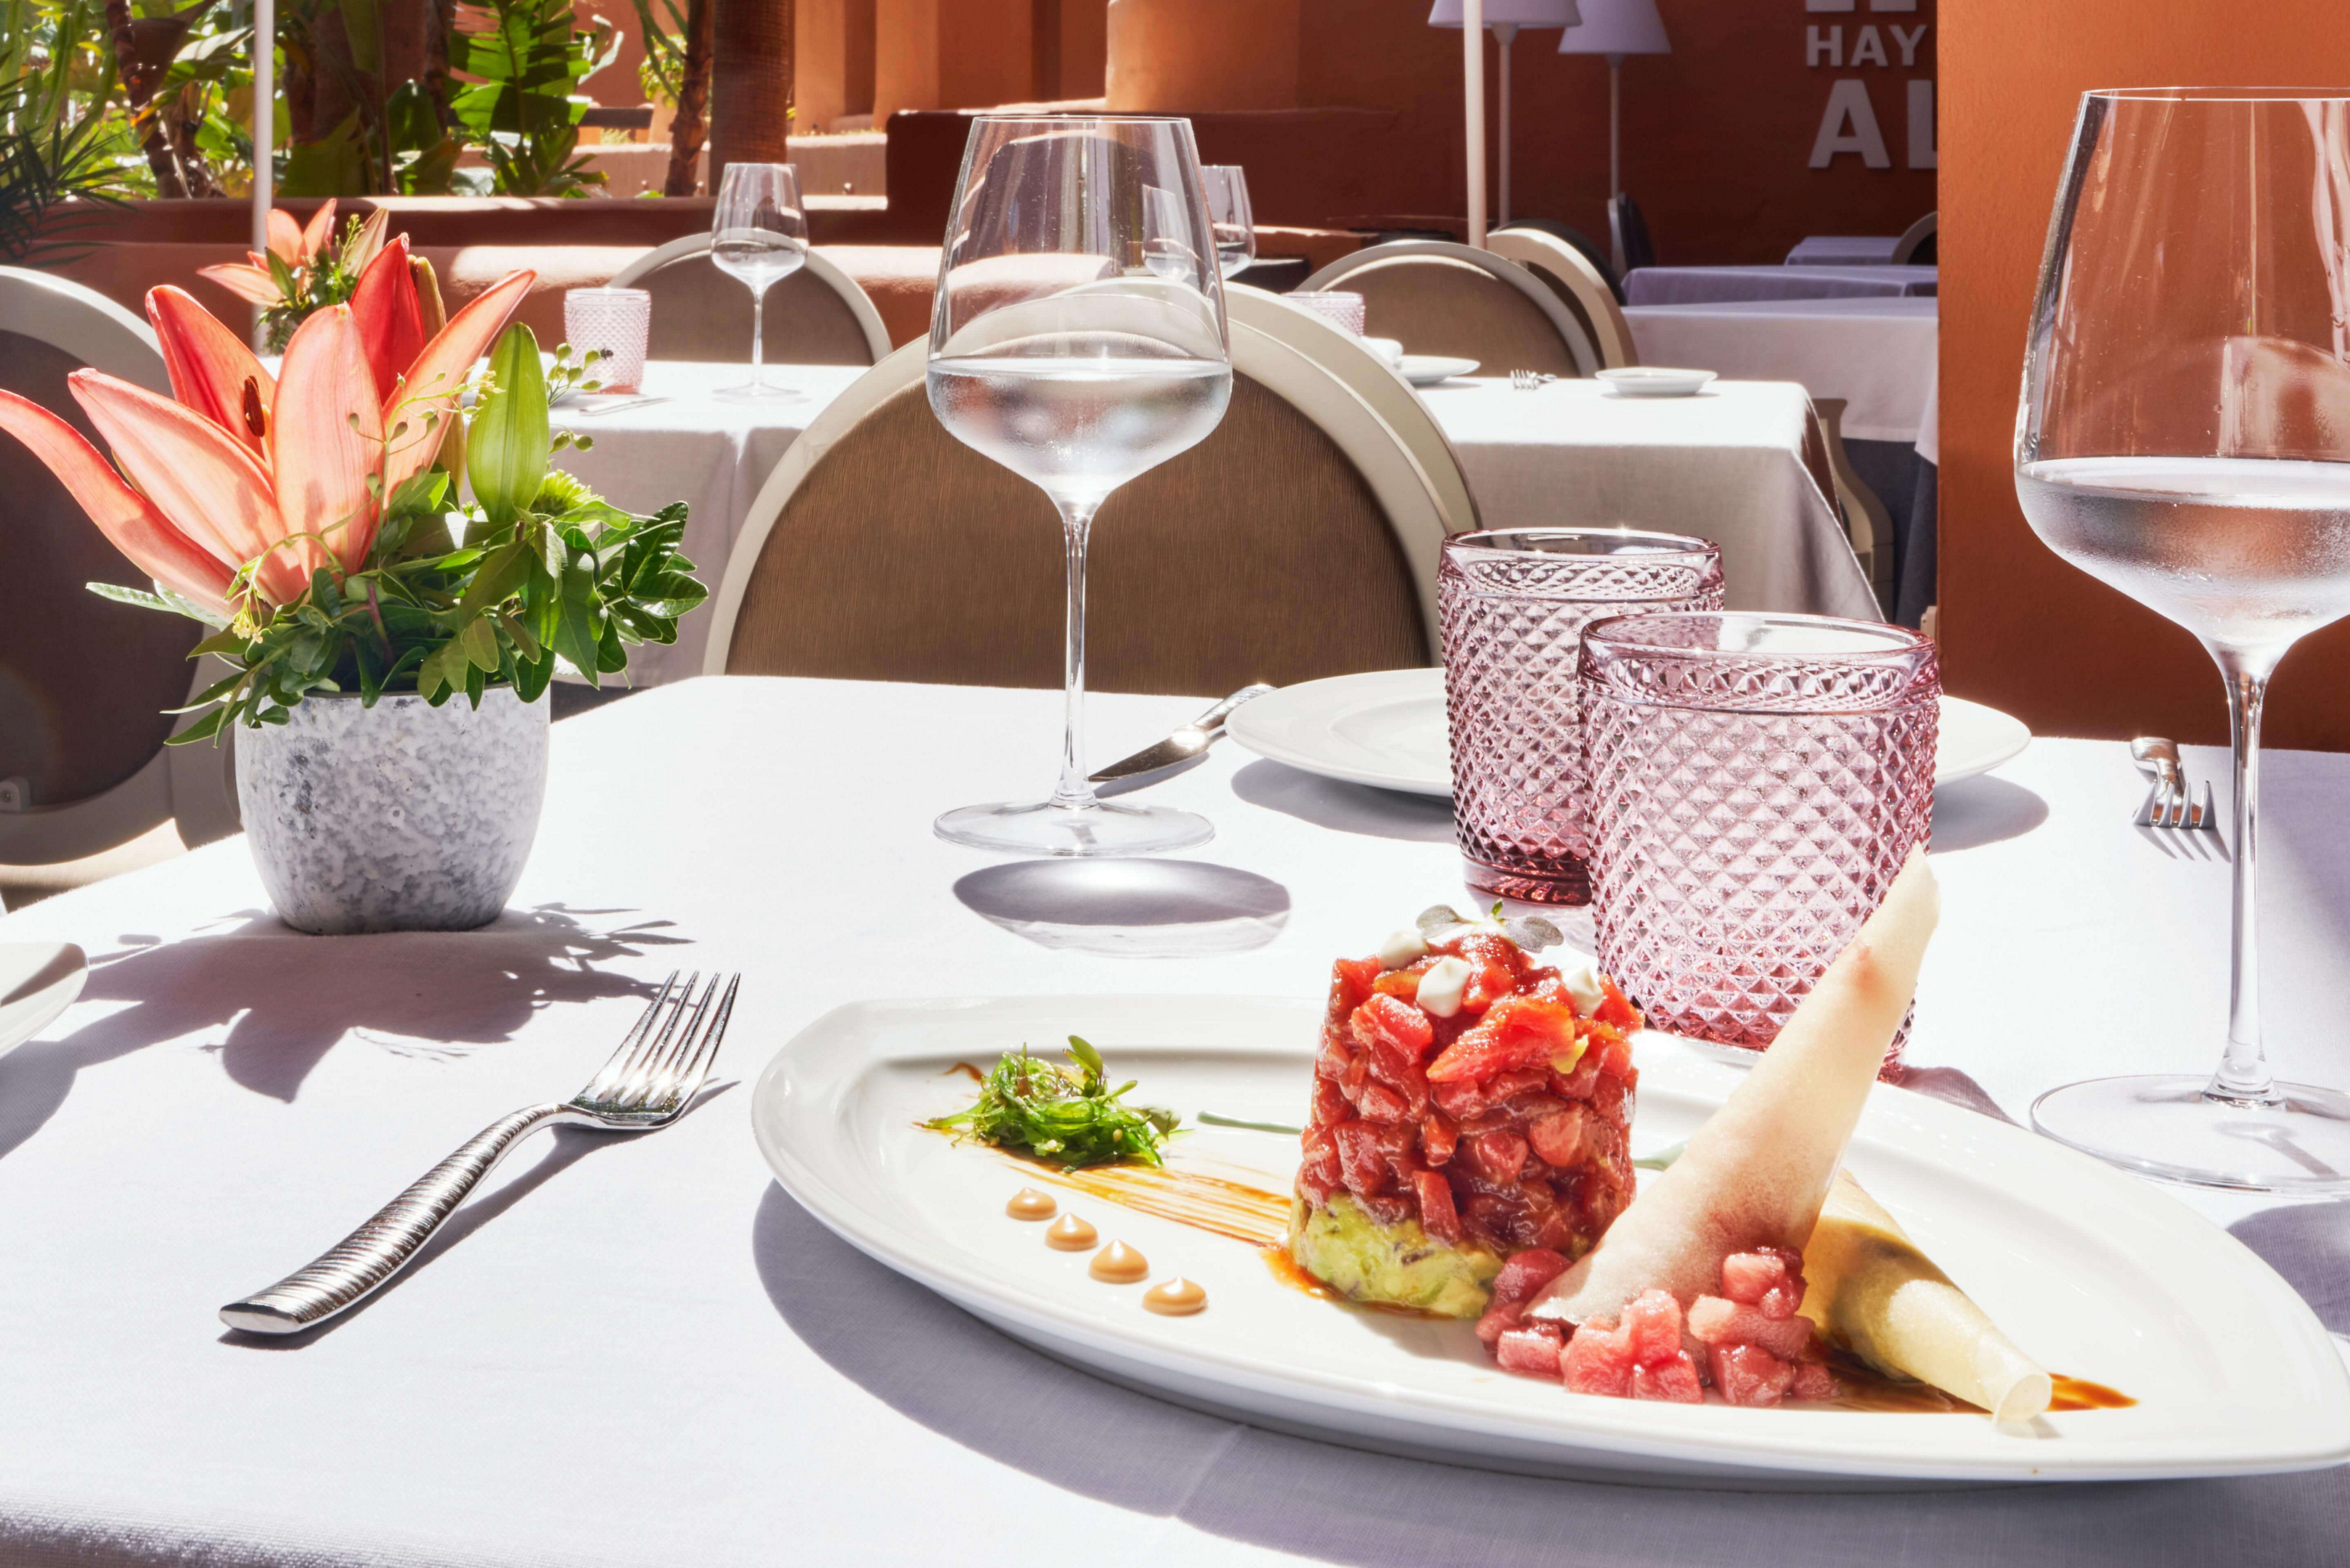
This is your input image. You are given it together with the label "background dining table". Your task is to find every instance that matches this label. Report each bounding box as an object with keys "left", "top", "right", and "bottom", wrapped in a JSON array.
[
  {"left": 1784, "top": 235, "right": 1906, "bottom": 266},
  {"left": 0, "top": 674, "right": 2344, "bottom": 1566},
  {"left": 556, "top": 365, "right": 1883, "bottom": 684},
  {"left": 1620, "top": 265, "right": 1938, "bottom": 306}
]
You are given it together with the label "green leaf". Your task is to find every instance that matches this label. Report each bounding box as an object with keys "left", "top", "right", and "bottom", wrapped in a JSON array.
[
  {"left": 340, "top": 0, "right": 383, "bottom": 73},
  {"left": 467, "top": 323, "right": 550, "bottom": 525},
  {"left": 550, "top": 538, "right": 602, "bottom": 682},
  {"left": 162, "top": 707, "right": 231, "bottom": 746},
  {"left": 458, "top": 613, "right": 502, "bottom": 671},
  {"left": 86, "top": 581, "right": 179, "bottom": 615}
]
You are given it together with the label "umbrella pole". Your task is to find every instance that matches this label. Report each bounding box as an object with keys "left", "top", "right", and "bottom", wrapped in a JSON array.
[
  {"left": 1608, "top": 52, "right": 1622, "bottom": 200},
  {"left": 1463, "top": 0, "right": 1485, "bottom": 246},
  {"left": 250, "top": 0, "right": 274, "bottom": 349},
  {"left": 1495, "top": 25, "right": 1515, "bottom": 227}
]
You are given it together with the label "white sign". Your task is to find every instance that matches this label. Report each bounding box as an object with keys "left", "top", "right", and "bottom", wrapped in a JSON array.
[{"left": 1803, "top": 3, "right": 1934, "bottom": 171}]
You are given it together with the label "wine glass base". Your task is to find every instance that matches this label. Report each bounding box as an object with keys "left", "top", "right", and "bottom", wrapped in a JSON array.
[
  {"left": 2030, "top": 1074, "right": 2350, "bottom": 1193},
  {"left": 934, "top": 798, "right": 1213, "bottom": 858},
  {"left": 714, "top": 383, "right": 801, "bottom": 401}
]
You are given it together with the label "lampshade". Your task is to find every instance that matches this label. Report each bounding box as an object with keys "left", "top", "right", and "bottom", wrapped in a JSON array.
[
  {"left": 1428, "top": 0, "right": 1582, "bottom": 30},
  {"left": 1556, "top": 0, "right": 1668, "bottom": 54}
]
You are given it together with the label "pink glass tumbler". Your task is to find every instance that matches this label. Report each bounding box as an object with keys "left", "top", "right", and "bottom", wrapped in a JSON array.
[
  {"left": 562, "top": 287, "right": 651, "bottom": 393},
  {"left": 1578, "top": 612, "right": 1938, "bottom": 1061},
  {"left": 1440, "top": 528, "right": 1723, "bottom": 905}
]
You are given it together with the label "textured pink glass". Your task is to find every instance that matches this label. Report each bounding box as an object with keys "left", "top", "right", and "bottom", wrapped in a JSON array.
[
  {"left": 1579, "top": 612, "right": 1938, "bottom": 1063},
  {"left": 1440, "top": 529, "right": 1723, "bottom": 906},
  {"left": 563, "top": 287, "right": 651, "bottom": 393},
  {"left": 1287, "top": 290, "right": 1366, "bottom": 335}
]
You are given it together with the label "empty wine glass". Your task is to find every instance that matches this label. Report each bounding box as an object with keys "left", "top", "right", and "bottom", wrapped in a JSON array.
[
  {"left": 709, "top": 162, "right": 807, "bottom": 399},
  {"left": 1201, "top": 165, "right": 1256, "bottom": 279},
  {"left": 2016, "top": 88, "right": 2350, "bottom": 1191},
  {"left": 928, "top": 115, "right": 1234, "bottom": 857}
]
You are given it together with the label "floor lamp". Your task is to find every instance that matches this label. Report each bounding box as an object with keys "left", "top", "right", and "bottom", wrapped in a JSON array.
[
  {"left": 1428, "top": 0, "right": 1580, "bottom": 237},
  {"left": 1557, "top": 0, "right": 1669, "bottom": 207}
]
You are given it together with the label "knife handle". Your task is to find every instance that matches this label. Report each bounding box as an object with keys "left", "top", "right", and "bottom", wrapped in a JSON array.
[{"left": 1194, "top": 684, "right": 1276, "bottom": 732}]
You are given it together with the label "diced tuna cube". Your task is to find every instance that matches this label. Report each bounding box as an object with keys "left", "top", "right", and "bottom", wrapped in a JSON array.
[
  {"left": 1621, "top": 1289, "right": 1686, "bottom": 1368},
  {"left": 1310, "top": 1077, "right": 1348, "bottom": 1126},
  {"left": 1357, "top": 1082, "right": 1410, "bottom": 1122},
  {"left": 1412, "top": 1169, "right": 1462, "bottom": 1244},
  {"left": 1719, "top": 1246, "right": 1808, "bottom": 1318},
  {"left": 1496, "top": 1323, "right": 1566, "bottom": 1379},
  {"left": 1351, "top": 993, "right": 1435, "bottom": 1055},
  {"left": 1419, "top": 1113, "right": 1458, "bottom": 1167},
  {"left": 1527, "top": 1107, "right": 1587, "bottom": 1167},
  {"left": 1334, "top": 1119, "right": 1393, "bottom": 1196},
  {"left": 1562, "top": 1318, "right": 1633, "bottom": 1397},
  {"left": 1474, "top": 1299, "right": 1524, "bottom": 1347},
  {"left": 1685, "top": 1295, "right": 1814, "bottom": 1360},
  {"left": 1630, "top": 1355, "right": 1705, "bottom": 1404},
  {"left": 1466, "top": 1130, "right": 1530, "bottom": 1186},
  {"left": 1489, "top": 1247, "right": 1572, "bottom": 1307},
  {"left": 1790, "top": 1361, "right": 1840, "bottom": 1402},
  {"left": 1709, "top": 1343, "right": 1800, "bottom": 1408}
]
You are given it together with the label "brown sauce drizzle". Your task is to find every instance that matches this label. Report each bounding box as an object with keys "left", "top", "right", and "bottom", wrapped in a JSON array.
[
  {"left": 1259, "top": 1245, "right": 1451, "bottom": 1320},
  {"left": 942, "top": 1062, "right": 986, "bottom": 1085},
  {"left": 1010, "top": 1153, "right": 1290, "bottom": 1248},
  {"left": 2049, "top": 1375, "right": 2136, "bottom": 1411}
]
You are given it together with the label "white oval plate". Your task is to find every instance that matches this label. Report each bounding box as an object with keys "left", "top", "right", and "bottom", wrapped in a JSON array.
[
  {"left": 0, "top": 942, "right": 86, "bottom": 1058},
  {"left": 1598, "top": 366, "right": 1718, "bottom": 397},
  {"left": 750, "top": 993, "right": 2350, "bottom": 1486},
  {"left": 1401, "top": 355, "right": 1480, "bottom": 387},
  {"left": 1226, "top": 669, "right": 2031, "bottom": 797}
]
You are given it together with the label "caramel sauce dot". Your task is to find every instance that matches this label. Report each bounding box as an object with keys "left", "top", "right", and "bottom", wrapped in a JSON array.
[
  {"left": 1143, "top": 1277, "right": 1208, "bottom": 1315},
  {"left": 1088, "top": 1240, "right": 1150, "bottom": 1283},
  {"left": 1005, "top": 1188, "right": 1058, "bottom": 1221},
  {"left": 1045, "top": 1212, "right": 1098, "bottom": 1251}
]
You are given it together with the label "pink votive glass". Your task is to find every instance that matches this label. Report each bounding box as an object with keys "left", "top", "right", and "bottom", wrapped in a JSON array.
[
  {"left": 1286, "top": 290, "right": 1367, "bottom": 336},
  {"left": 1578, "top": 611, "right": 1938, "bottom": 1065},
  {"left": 1440, "top": 528, "right": 1724, "bottom": 906},
  {"left": 562, "top": 287, "right": 652, "bottom": 393}
]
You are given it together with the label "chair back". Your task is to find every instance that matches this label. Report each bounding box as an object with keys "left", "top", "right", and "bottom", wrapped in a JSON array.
[
  {"left": 609, "top": 237, "right": 891, "bottom": 365},
  {"left": 1492, "top": 219, "right": 1620, "bottom": 300},
  {"left": 1300, "top": 241, "right": 1595, "bottom": 377},
  {"left": 1892, "top": 211, "right": 1938, "bottom": 266},
  {"left": 0, "top": 267, "right": 236, "bottom": 863},
  {"left": 703, "top": 323, "right": 1449, "bottom": 693},
  {"left": 1608, "top": 193, "right": 1657, "bottom": 276},
  {"left": 1485, "top": 229, "right": 1640, "bottom": 371},
  {"left": 1223, "top": 283, "right": 1480, "bottom": 534}
]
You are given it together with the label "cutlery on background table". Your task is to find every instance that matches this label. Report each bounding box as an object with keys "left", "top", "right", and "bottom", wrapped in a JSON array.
[
  {"left": 2131, "top": 735, "right": 2214, "bottom": 830},
  {"left": 220, "top": 971, "right": 739, "bottom": 1335},
  {"left": 1090, "top": 685, "right": 1275, "bottom": 792},
  {"left": 1509, "top": 369, "right": 1558, "bottom": 391}
]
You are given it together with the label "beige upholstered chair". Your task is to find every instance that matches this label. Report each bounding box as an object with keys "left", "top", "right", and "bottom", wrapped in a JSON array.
[
  {"left": 1812, "top": 397, "right": 1895, "bottom": 611},
  {"left": 703, "top": 322, "right": 1449, "bottom": 695},
  {"left": 1223, "top": 283, "right": 1480, "bottom": 534},
  {"left": 608, "top": 236, "right": 892, "bottom": 364},
  {"left": 1301, "top": 241, "right": 1596, "bottom": 378},
  {"left": 1893, "top": 211, "right": 1938, "bottom": 266},
  {"left": 1485, "top": 229, "right": 1639, "bottom": 372},
  {"left": 0, "top": 267, "right": 238, "bottom": 867}
]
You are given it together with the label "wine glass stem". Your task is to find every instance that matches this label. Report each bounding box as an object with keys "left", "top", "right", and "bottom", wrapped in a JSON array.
[
  {"left": 2209, "top": 649, "right": 2280, "bottom": 1106},
  {"left": 1050, "top": 500, "right": 1101, "bottom": 813},
  {"left": 750, "top": 287, "right": 767, "bottom": 391}
]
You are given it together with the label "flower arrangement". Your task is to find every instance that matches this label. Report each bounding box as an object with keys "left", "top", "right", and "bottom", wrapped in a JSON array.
[
  {"left": 195, "top": 200, "right": 409, "bottom": 353},
  {"left": 0, "top": 232, "right": 706, "bottom": 745}
]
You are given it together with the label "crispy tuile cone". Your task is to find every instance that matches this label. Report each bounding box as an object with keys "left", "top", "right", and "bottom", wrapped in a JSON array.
[
  {"left": 1803, "top": 1171, "right": 2054, "bottom": 1424},
  {"left": 1527, "top": 849, "right": 1940, "bottom": 1327}
]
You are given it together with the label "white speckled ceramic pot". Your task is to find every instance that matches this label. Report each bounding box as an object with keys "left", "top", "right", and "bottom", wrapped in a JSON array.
[{"left": 236, "top": 685, "right": 550, "bottom": 935}]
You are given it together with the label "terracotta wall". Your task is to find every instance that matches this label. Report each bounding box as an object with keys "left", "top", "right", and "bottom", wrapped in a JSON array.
[{"left": 1941, "top": 2, "right": 2350, "bottom": 747}]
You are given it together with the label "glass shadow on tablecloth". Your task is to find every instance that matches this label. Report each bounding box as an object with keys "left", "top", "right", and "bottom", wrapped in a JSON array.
[
  {"left": 1929, "top": 775, "right": 2049, "bottom": 854},
  {"left": 1228, "top": 759, "right": 1456, "bottom": 844},
  {"left": 750, "top": 1184, "right": 2346, "bottom": 1567},
  {"left": 0, "top": 905, "right": 687, "bottom": 1164},
  {"left": 953, "top": 860, "right": 1289, "bottom": 957}
]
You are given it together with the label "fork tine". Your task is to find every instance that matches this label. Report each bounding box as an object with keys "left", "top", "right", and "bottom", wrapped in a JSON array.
[
  {"left": 614, "top": 972, "right": 707, "bottom": 1105},
  {"left": 2193, "top": 778, "right": 2216, "bottom": 831},
  {"left": 2133, "top": 780, "right": 2160, "bottom": 827},
  {"left": 627, "top": 973, "right": 719, "bottom": 1106},
  {"left": 668, "top": 973, "right": 739, "bottom": 1101},
  {"left": 584, "top": 972, "right": 690, "bottom": 1101}
]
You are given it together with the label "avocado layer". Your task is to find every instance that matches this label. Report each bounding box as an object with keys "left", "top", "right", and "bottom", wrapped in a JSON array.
[{"left": 1287, "top": 1195, "right": 1502, "bottom": 1319}]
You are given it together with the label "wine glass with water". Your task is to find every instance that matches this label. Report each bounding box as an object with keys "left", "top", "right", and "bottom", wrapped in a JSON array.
[
  {"left": 927, "top": 116, "right": 1233, "bottom": 856},
  {"left": 709, "top": 161, "right": 807, "bottom": 399},
  {"left": 2016, "top": 88, "right": 2350, "bottom": 1190}
]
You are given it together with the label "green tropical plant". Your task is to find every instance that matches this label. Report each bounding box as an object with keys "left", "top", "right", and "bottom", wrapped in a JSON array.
[
  {"left": 0, "top": 0, "right": 131, "bottom": 263},
  {"left": 447, "top": 0, "right": 614, "bottom": 197}
]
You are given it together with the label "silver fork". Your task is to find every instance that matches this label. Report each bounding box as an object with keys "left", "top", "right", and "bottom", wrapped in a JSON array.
[
  {"left": 2130, "top": 736, "right": 2214, "bottom": 830},
  {"left": 220, "top": 971, "right": 739, "bottom": 1335},
  {"left": 1510, "top": 368, "right": 1558, "bottom": 391}
]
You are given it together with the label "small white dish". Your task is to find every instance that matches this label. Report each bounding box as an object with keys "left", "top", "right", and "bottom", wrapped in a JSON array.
[
  {"left": 750, "top": 992, "right": 2350, "bottom": 1486},
  {"left": 1226, "top": 669, "right": 2031, "bottom": 796},
  {"left": 0, "top": 942, "right": 86, "bottom": 1057},
  {"left": 1360, "top": 336, "right": 1405, "bottom": 369},
  {"left": 1401, "top": 355, "right": 1480, "bottom": 387},
  {"left": 1598, "top": 366, "right": 1718, "bottom": 398}
]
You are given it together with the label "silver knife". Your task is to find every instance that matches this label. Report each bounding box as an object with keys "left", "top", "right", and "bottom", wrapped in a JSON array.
[{"left": 1090, "top": 685, "right": 1274, "bottom": 790}]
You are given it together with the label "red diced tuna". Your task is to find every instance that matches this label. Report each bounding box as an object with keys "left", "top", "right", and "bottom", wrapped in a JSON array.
[
  {"left": 1412, "top": 1169, "right": 1462, "bottom": 1244},
  {"left": 1310, "top": 1076, "right": 1348, "bottom": 1127},
  {"left": 1686, "top": 1295, "right": 1814, "bottom": 1360},
  {"left": 1466, "top": 1130, "right": 1530, "bottom": 1186},
  {"left": 1710, "top": 1342, "right": 1800, "bottom": 1408},
  {"left": 1425, "top": 995, "right": 1579, "bottom": 1083},
  {"left": 1790, "top": 1360, "right": 1841, "bottom": 1402},
  {"left": 1496, "top": 1323, "right": 1566, "bottom": 1379},
  {"left": 1475, "top": 1299, "right": 1523, "bottom": 1347},
  {"left": 1719, "top": 1247, "right": 1806, "bottom": 1318},
  {"left": 1527, "top": 1107, "right": 1586, "bottom": 1167},
  {"left": 1341, "top": 1053, "right": 1369, "bottom": 1097},
  {"left": 1631, "top": 1355, "right": 1705, "bottom": 1404},
  {"left": 1315, "top": 1032, "right": 1352, "bottom": 1081},
  {"left": 1420, "top": 1113, "right": 1458, "bottom": 1167},
  {"left": 1298, "top": 1163, "right": 1339, "bottom": 1207},
  {"left": 1489, "top": 1248, "right": 1572, "bottom": 1307},
  {"left": 1334, "top": 1120, "right": 1393, "bottom": 1196},
  {"left": 1363, "top": 1034, "right": 1432, "bottom": 1118},
  {"left": 1357, "top": 1082, "right": 1410, "bottom": 1122},
  {"left": 1352, "top": 993, "right": 1435, "bottom": 1056},
  {"left": 1562, "top": 1318, "right": 1633, "bottom": 1397},
  {"left": 1621, "top": 1289, "right": 1686, "bottom": 1367},
  {"left": 1330, "top": 957, "right": 1382, "bottom": 1018}
]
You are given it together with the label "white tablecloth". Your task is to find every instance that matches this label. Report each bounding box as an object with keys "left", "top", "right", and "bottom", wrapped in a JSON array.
[
  {"left": 1422, "top": 378, "right": 1880, "bottom": 621},
  {"left": 550, "top": 362, "right": 870, "bottom": 684},
  {"left": 1623, "top": 266, "right": 1937, "bottom": 306},
  {"left": 1785, "top": 236, "right": 1904, "bottom": 266},
  {"left": 1624, "top": 297, "right": 1939, "bottom": 446},
  {"left": 0, "top": 676, "right": 2344, "bottom": 1565}
]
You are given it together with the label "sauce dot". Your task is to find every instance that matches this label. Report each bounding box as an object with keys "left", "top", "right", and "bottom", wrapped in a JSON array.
[
  {"left": 1005, "top": 1188, "right": 1058, "bottom": 1221},
  {"left": 1143, "top": 1277, "right": 1208, "bottom": 1315},
  {"left": 1045, "top": 1212, "right": 1098, "bottom": 1251},
  {"left": 1089, "top": 1241, "right": 1150, "bottom": 1283}
]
